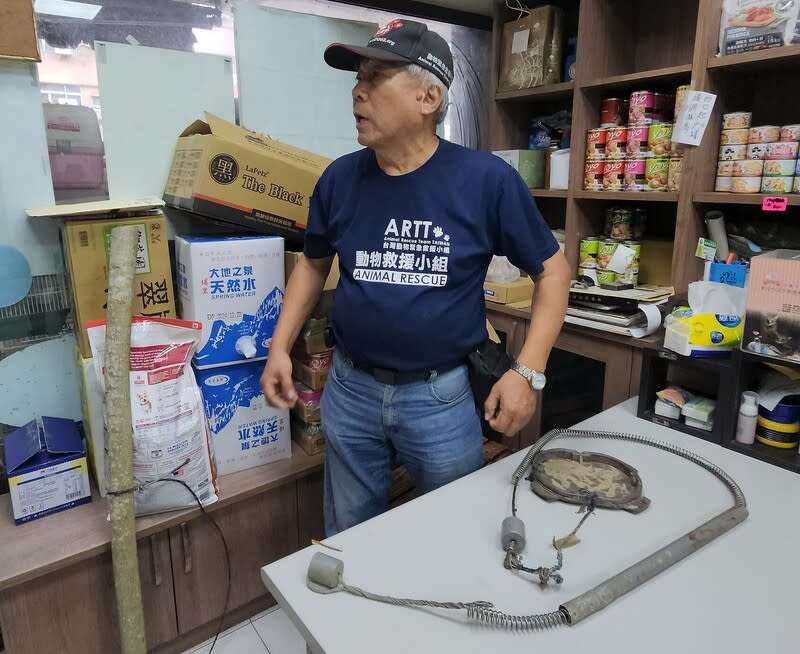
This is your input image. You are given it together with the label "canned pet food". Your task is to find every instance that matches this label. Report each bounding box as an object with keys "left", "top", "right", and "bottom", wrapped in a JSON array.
[
  {"left": 793, "top": 176, "right": 800, "bottom": 193},
  {"left": 579, "top": 237, "right": 601, "bottom": 268},
  {"left": 607, "top": 208, "right": 634, "bottom": 240},
  {"left": 645, "top": 158, "right": 669, "bottom": 191},
  {"left": 746, "top": 143, "right": 767, "bottom": 160},
  {"left": 732, "top": 159, "right": 765, "bottom": 177},
  {"left": 648, "top": 123, "right": 673, "bottom": 157},
  {"left": 730, "top": 177, "right": 762, "bottom": 193},
  {"left": 721, "top": 129, "right": 750, "bottom": 145},
  {"left": 627, "top": 126, "right": 650, "bottom": 158},
  {"left": 674, "top": 85, "right": 690, "bottom": 122},
  {"left": 600, "top": 98, "right": 627, "bottom": 128},
  {"left": 632, "top": 208, "right": 647, "bottom": 239},
  {"left": 763, "top": 159, "right": 796, "bottom": 177},
  {"left": 624, "top": 159, "right": 647, "bottom": 191},
  {"left": 722, "top": 112, "right": 752, "bottom": 130},
  {"left": 796, "top": 158, "right": 800, "bottom": 176},
  {"left": 603, "top": 160, "right": 625, "bottom": 191},
  {"left": 761, "top": 176, "right": 793, "bottom": 193},
  {"left": 653, "top": 93, "right": 675, "bottom": 123},
  {"left": 629, "top": 90, "right": 655, "bottom": 126},
  {"left": 577, "top": 267, "right": 598, "bottom": 284},
  {"left": 597, "top": 240, "right": 618, "bottom": 270},
  {"left": 584, "top": 161, "right": 605, "bottom": 191},
  {"left": 605, "top": 127, "right": 628, "bottom": 159},
  {"left": 715, "top": 176, "right": 734, "bottom": 192},
  {"left": 597, "top": 270, "right": 617, "bottom": 285},
  {"left": 780, "top": 124, "right": 800, "bottom": 141},
  {"left": 586, "top": 128, "right": 607, "bottom": 160},
  {"left": 749, "top": 125, "right": 780, "bottom": 144},
  {"left": 619, "top": 240, "right": 640, "bottom": 286},
  {"left": 717, "top": 160, "right": 735, "bottom": 176},
  {"left": 766, "top": 140, "right": 800, "bottom": 160},
  {"left": 667, "top": 157, "right": 682, "bottom": 191},
  {"left": 719, "top": 144, "right": 747, "bottom": 161}
]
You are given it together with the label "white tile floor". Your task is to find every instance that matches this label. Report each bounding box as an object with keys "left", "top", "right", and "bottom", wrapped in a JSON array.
[{"left": 183, "top": 607, "right": 306, "bottom": 654}]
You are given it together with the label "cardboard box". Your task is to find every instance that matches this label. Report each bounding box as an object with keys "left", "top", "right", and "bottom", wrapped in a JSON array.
[
  {"left": 292, "top": 358, "right": 329, "bottom": 390},
  {"left": 78, "top": 357, "right": 106, "bottom": 496},
  {"left": 497, "top": 5, "right": 563, "bottom": 92},
  {"left": 195, "top": 361, "right": 291, "bottom": 477},
  {"left": 743, "top": 250, "right": 800, "bottom": 362},
  {"left": 292, "top": 382, "right": 322, "bottom": 423},
  {"left": 294, "top": 317, "right": 330, "bottom": 355},
  {"left": 5, "top": 418, "right": 91, "bottom": 525},
  {"left": 492, "top": 150, "right": 545, "bottom": 189},
  {"left": 290, "top": 350, "right": 332, "bottom": 373},
  {"left": 164, "top": 113, "right": 330, "bottom": 241},
  {"left": 484, "top": 276, "right": 534, "bottom": 304},
  {"left": 49, "top": 208, "right": 175, "bottom": 358},
  {"left": 291, "top": 417, "right": 325, "bottom": 456},
  {"left": 176, "top": 235, "right": 285, "bottom": 369},
  {"left": 638, "top": 240, "right": 674, "bottom": 287},
  {"left": 285, "top": 251, "right": 340, "bottom": 291},
  {"left": 0, "top": 0, "right": 40, "bottom": 61}
]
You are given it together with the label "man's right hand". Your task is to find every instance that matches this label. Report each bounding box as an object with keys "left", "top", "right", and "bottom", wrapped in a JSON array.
[{"left": 261, "top": 350, "right": 297, "bottom": 409}]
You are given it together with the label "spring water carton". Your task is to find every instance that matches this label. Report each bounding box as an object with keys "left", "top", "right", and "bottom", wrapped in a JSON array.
[
  {"left": 195, "top": 361, "right": 291, "bottom": 475},
  {"left": 176, "top": 235, "right": 284, "bottom": 369}
]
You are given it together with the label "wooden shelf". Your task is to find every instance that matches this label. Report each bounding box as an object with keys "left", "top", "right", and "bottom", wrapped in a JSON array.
[
  {"left": 727, "top": 439, "right": 800, "bottom": 474},
  {"left": 531, "top": 188, "right": 568, "bottom": 199},
  {"left": 578, "top": 64, "right": 692, "bottom": 91},
  {"left": 694, "top": 192, "right": 800, "bottom": 206},
  {"left": 573, "top": 190, "right": 679, "bottom": 202},
  {"left": 495, "top": 81, "right": 574, "bottom": 102},
  {"left": 708, "top": 45, "right": 800, "bottom": 72}
]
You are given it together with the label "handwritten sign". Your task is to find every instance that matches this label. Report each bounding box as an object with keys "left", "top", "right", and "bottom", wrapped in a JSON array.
[
  {"left": 672, "top": 91, "right": 717, "bottom": 147},
  {"left": 762, "top": 196, "right": 788, "bottom": 212}
]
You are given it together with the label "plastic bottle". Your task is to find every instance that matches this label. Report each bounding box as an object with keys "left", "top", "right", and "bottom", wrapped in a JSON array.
[{"left": 735, "top": 391, "right": 759, "bottom": 445}]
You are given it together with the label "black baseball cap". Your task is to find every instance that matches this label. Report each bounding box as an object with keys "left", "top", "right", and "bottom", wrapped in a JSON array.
[{"left": 325, "top": 19, "right": 454, "bottom": 88}]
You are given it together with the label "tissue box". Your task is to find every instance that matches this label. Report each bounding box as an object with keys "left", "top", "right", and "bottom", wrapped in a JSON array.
[
  {"left": 743, "top": 249, "right": 800, "bottom": 362},
  {"left": 5, "top": 418, "right": 91, "bottom": 525}
]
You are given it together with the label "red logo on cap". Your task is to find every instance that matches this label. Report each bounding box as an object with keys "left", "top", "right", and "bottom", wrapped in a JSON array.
[{"left": 374, "top": 20, "right": 403, "bottom": 37}]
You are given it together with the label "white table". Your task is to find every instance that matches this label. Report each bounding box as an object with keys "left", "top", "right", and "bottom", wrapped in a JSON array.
[{"left": 261, "top": 399, "right": 799, "bottom": 654}]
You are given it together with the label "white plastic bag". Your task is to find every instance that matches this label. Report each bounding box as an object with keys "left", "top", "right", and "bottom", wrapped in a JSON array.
[
  {"left": 88, "top": 317, "right": 219, "bottom": 515},
  {"left": 486, "top": 256, "right": 521, "bottom": 283}
]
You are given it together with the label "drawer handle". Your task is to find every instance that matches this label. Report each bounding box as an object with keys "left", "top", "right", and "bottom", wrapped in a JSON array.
[
  {"left": 181, "top": 522, "right": 193, "bottom": 574},
  {"left": 150, "top": 534, "right": 162, "bottom": 587}
]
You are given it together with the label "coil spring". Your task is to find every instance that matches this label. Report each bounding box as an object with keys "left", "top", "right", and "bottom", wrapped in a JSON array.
[{"left": 466, "top": 604, "right": 568, "bottom": 630}]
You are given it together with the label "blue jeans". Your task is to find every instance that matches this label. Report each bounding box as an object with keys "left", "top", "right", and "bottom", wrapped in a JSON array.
[{"left": 321, "top": 350, "right": 484, "bottom": 536}]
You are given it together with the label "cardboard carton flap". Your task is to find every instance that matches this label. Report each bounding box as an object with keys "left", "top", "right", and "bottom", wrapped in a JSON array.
[
  {"left": 27, "top": 197, "right": 165, "bottom": 219},
  {"left": 180, "top": 119, "right": 212, "bottom": 138},
  {"left": 41, "top": 417, "right": 83, "bottom": 454},
  {"left": 4, "top": 421, "right": 42, "bottom": 473}
]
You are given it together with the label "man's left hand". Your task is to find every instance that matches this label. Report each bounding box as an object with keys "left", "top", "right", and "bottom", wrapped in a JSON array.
[{"left": 484, "top": 370, "right": 537, "bottom": 436}]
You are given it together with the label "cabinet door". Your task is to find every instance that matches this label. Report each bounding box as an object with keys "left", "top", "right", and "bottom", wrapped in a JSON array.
[
  {"left": 0, "top": 531, "right": 178, "bottom": 653},
  {"left": 297, "top": 471, "right": 325, "bottom": 546},
  {"left": 170, "top": 482, "right": 298, "bottom": 634}
]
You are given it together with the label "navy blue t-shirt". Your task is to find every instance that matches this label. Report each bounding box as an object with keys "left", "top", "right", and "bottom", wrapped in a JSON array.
[{"left": 303, "top": 139, "right": 559, "bottom": 371}]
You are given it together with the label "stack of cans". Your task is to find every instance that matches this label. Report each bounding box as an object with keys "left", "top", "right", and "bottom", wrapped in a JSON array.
[{"left": 577, "top": 207, "right": 645, "bottom": 286}]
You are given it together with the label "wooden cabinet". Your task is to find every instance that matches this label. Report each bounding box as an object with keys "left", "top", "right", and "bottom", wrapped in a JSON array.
[{"left": 297, "top": 470, "right": 325, "bottom": 546}]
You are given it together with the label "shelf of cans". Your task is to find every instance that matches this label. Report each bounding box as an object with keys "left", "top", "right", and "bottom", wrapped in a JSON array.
[
  {"left": 716, "top": 113, "right": 800, "bottom": 194},
  {"left": 577, "top": 207, "right": 647, "bottom": 287},
  {"left": 584, "top": 85, "right": 689, "bottom": 193}
]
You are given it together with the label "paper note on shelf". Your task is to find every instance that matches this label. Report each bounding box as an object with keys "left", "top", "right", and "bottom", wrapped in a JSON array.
[
  {"left": 564, "top": 303, "right": 662, "bottom": 339},
  {"left": 673, "top": 91, "right": 717, "bottom": 146},
  {"left": 606, "top": 243, "right": 636, "bottom": 274},
  {"left": 511, "top": 29, "right": 530, "bottom": 54}
]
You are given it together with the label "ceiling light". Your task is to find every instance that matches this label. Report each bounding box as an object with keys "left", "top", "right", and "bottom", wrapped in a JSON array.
[{"left": 35, "top": 0, "right": 102, "bottom": 20}]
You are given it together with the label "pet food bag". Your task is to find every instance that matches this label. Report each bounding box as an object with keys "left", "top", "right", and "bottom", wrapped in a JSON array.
[
  {"left": 719, "top": 1, "right": 800, "bottom": 55},
  {"left": 497, "top": 5, "right": 564, "bottom": 92},
  {"left": 88, "top": 317, "right": 219, "bottom": 515}
]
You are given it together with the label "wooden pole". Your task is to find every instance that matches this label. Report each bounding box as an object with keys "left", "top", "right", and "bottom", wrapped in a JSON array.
[{"left": 105, "top": 225, "right": 147, "bottom": 654}]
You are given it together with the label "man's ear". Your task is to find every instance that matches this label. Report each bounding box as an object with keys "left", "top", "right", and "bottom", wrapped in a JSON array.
[{"left": 420, "top": 84, "right": 443, "bottom": 119}]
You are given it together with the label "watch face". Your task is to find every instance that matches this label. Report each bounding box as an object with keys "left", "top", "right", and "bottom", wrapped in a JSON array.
[{"left": 531, "top": 371, "right": 546, "bottom": 390}]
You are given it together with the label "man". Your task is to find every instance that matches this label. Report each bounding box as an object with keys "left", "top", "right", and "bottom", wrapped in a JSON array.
[{"left": 261, "top": 20, "right": 570, "bottom": 537}]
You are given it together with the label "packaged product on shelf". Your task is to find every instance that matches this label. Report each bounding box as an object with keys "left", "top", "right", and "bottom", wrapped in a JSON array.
[
  {"left": 720, "top": 144, "right": 747, "bottom": 160},
  {"left": 291, "top": 417, "right": 325, "bottom": 456},
  {"left": 606, "top": 208, "right": 634, "bottom": 240},
  {"left": 715, "top": 176, "right": 734, "bottom": 191},
  {"left": 497, "top": 5, "right": 564, "bottom": 92},
  {"left": 605, "top": 127, "right": 628, "bottom": 159},
  {"left": 732, "top": 159, "right": 765, "bottom": 177},
  {"left": 629, "top": 90, "right": 655, "bottom": 126},
  {"left": 291, "top": 349, "right": 333, "bottom": 373},
  {"left": 721, "top": 128, "right": 750, "bottom": 145},
  {"left": 294, "top": 317, "right": 331, "bottom": 356},
  {"left": 766, "top": 140, "right": 799, "bottom": 160},
  {"left": 292, "top": 382, "right": 323, "bottom": 424},
  {"left": 780, "top": 124, "right": 800, "bottom": 141},
  {"left": 626, "top": 126, "right": 650, "bottom": 158},
  {"left": 667, "top": 158, "right": 682, "bottom": 192},
  {"left": 597, "top": 239, "right": 618, "bottom": 269},
  {"left": 763, "top": 159, "right": 796, "bottom": 176},
  {"left": 176, "top": 235, "right": 285, "bottom": 370},
  {"left": 749, "top": 125, "right": 780, "bottom": 144},
  {"left": 648, "top": 123, "right": 673, "bottom": 157},
  {"left": 579, "top": 237, "right": 600, "bottom": 268},
  {"left": 632, "top": 208, "right": 647, "bottom": 239},
  {"left": 492, "top": 149, "right": 546, "bottom": 188},
  {"left": 722, "top": 111, "right": 752, "bottom": 129},
  {"left": 719, "top": 1, "right": 800, "bottom": 56},
  {"left": 602, "top": 160, "right": 625, "bottom": 191},
  {"left": 674, "top": 85, "right": 691, "bottom": 122},
  {"left": 731, "top": 176, "right": 763, "bottom": 193},
  {"left": 584, "top": 161, "right": 605, "bottom": 191},
  {"left": 577, "top": 267, "right": 598, "bottom": 284},
  {"left": 292, "top": 357, "right": 329, "bottom": 390},
  {"left": 746, "top": 143, "right": 767, "bottom": 160},
  {"left": 717, "top": 160, "right": 735, "bottom": 176},
  {"left": 195, "top": 360, "right": 291, "bottom": 476},
  {"left": 624, "top": 159, "right": 647, "bottom": 191},
  {"left": 652, "top": 93, "right": 675, "bottom": 123},
  {"left": 645, "top": 158, "right": 669, "bottom": 191},
  {"left": 563, "top": 37, "right": 577, "bottom": 81},
  {"left": 761, "top": 176, "right": 794, "bottom": 193},
  {"left": 597, "top": 270, "right": 617, "bottom": 285},
  {"left": 600, "top": 98, "right": 628, "bottom": 128},
  {"left": 586, "top": 128, "right": 607, "bottom": 160},
  {"left": 793, "top": 176, "right": 800, "bottom": 193},
  {"left": 618, "top": 240, "right": 640, "bottom": 286}
]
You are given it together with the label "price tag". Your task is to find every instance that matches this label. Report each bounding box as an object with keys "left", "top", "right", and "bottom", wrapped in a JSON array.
[{"left": 762, "top": 196, "right": 788, "bottom": 212}]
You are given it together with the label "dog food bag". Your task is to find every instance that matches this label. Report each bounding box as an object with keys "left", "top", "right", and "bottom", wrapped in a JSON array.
[
  {"left": 719, "top": 1, "right": 800, "bottom": 56},
  {"left": 88, "top": 317, "right": 219, "bottom": 515}
]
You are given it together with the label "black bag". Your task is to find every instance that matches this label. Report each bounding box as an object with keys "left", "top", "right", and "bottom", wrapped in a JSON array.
[{"left": 467, "top": 339, "right": 512, "bottom": 442}]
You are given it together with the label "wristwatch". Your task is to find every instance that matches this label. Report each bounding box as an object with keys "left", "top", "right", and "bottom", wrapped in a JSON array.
[{"left": 511, "top": 362, "right": 547, "bottom": 391}]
